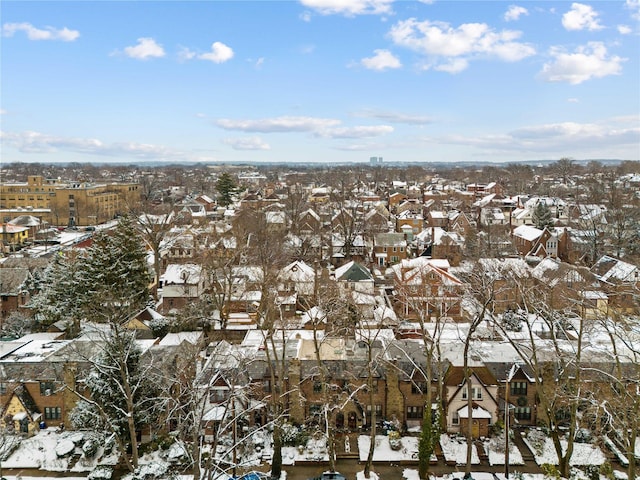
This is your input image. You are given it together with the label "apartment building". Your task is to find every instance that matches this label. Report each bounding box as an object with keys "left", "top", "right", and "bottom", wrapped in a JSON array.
[{"left": 1, "top": 175, "right": 140, "bottom": 226}]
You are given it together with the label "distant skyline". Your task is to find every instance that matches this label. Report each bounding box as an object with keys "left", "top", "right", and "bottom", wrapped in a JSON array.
[{"left": 1, "top": 1, "right": 639, "bottom": 165}]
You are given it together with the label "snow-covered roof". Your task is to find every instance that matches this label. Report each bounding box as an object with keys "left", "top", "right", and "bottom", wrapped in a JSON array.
[
  {"left": 512, "top": 224, "right": 543, "bottom": 242},
  {"left": 457, "top": 405, "right": 493, "bottom": 419},
  {"left": 158, "top": 331, "right": 203, "bottom": 346},
  {"left": 160, "top": 263, "right": 202, "bottom": 285},
  {"left": 279, "top": 260, "right": 315, "bottom": 283}
]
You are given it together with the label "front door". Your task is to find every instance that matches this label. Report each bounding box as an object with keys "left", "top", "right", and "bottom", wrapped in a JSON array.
[
  {"left": 348, "top": 412, "right": 357, "bottom": 430},
  {"left": 472, "top": 420, "right": 480, "bottom": 438}
]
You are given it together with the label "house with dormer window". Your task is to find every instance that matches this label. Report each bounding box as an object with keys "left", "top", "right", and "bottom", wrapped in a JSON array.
[{"left": 445, "top": 365, "right": 499, "bottom": 438}]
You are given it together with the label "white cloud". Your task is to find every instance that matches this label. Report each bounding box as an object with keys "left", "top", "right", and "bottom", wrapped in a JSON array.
[
  {"left": 222, "top": 137, "right": 271, "bottom": 150},
  {"left": 625, "top": 0, "right": 640, "bottom": 20},
  {"left": 504, "top": 5, "right": 529, "bottom": 22},
  {"left": 0, "top": 109, "right": 7, "bottom": 115},
  {"left": 567, "top": 98, "right": 580, "bottom": 103},
  {"left": 216, "top": 116, "right": 341, "bottom": 133},
  {"left": 431, "top": 117, "right": 639, "bottom": 157},
  {"left": 215, "top": 115, "right": 392, "bottom": 139},
  {"left": 199, "top": 42, "right": 234, "bottom": 63},
  {"left": 0, "top": 130, "right": 213, "bottom": 161},
  {"left": 300, "top": 0, "right": 393, "bottom": 16},
  {"left": 434, "top": 58, "right": 468, "bottom": 73},
  {"left": 254, "top": 57, "right": 265, "bottom": 68},
  {"left": 617, "top": 24, "right": 632, "bottom": 34},
  {"left": 539, "top": 42, "right": 625, "bottom": 84},
  {"left": 178, "top": 47, "right": 197, "bottom": 61},
  {"left": 317, "top": 125, "right": 394, "bottom": 138},
  {"left": 124, "top": 37, "right": 165, "bottom": 59},
  {"left": 360, "top": 49, "right": 402, "bottom": 71},
  {"left": 388, "top": 18, "right": 535, "bottom": 73},
  {"left": 2, "top": 22, "right": 79, "bottom": 41},
  {"left": 354, "top": 110, "right": 432, "bottom": 125},
  {"left": 562, "top": 3, "right": 603, "bottom": 31}
]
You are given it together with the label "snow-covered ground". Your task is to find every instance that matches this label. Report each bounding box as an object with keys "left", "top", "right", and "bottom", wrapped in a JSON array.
[
  {"left": 357, "top": 434, "right": 419, "bottom": 462},
  {"left": 3, "top": 429, "right": 74, "bottom": 470},
  {"left": 403, "top": 471, "right": 546, "bottom": 480},
  {"left": 280, "top": 432, "right": 330, "bottom": 465},
  {"left": 2, "top": 429, "right": 117, "bottom": 475},
  {"left": 439, "top": 434, "right": 479, "bottom": 465},
  {"left": 522, "top": 434, "right": 606, "bottom": 466},
  {"left": 483, "top": 437, "right": 524, "bottom": 465}
]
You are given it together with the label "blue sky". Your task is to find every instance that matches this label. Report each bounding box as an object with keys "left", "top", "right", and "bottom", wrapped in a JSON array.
[{"left": 1, "top": 0, "right": 639, "bottom": 164}]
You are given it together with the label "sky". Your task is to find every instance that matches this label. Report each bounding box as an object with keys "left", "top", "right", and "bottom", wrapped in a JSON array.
[{"left": 1, "top": 0, "right": 639, "bottom": 165}]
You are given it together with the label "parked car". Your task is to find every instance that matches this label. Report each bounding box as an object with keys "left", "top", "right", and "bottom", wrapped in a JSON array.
[{"left": 308, "top": 472, "right": 346, "bottom": 480}]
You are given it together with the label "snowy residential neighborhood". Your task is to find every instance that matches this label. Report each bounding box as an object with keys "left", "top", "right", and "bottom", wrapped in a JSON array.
[{"left": 0, "top": 160, "right": 639, "bottom": 480}]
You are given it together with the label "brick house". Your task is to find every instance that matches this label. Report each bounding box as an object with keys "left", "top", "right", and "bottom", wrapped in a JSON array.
[
  {"left": 372, "top": 233, "right": 408, "bottom": 267},
  {"left": 444, "top": 366, "right": 499, "bottom": 438}
]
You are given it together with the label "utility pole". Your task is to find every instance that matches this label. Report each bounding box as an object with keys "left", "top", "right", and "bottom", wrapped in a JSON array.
[{"left": 504, "top": 364, "right": 518, "bottom": 479}]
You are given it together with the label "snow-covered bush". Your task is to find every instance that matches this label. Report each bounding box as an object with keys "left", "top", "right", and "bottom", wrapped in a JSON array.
[
  {"left": 281, "top": 422, "right": 308, "bottom": 446},
  {"left": 502, "top": 310, "right": 523, "bottom": 332},
  {"left": 88, "top": 465, "right": 114, "bottom": 480},
  {"left": 149, "top": 316, "right": 169, "bottom": 338},
  {"left": 574, "top": 428, "right": 592, "bottom": 443},
  {"left": 55, "top": 439, "right": 76, "bottom": 458},
  {"left": 388, "top": 430, "right": 402, "bottom": 451},
  {"left": 121, "top": 461, "right": 169, "bottom": 480},
  {"left": 526, "top": 429, "right": 547, "bottom": 456},
  {"left": 82, "top": 438, "right": 100, "bottom": 458}
]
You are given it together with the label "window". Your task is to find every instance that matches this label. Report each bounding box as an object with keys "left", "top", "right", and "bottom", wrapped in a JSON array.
[
  {"left": 0, "top": 382, "right": 7, "bottom": 395},
  {"left": 45, "top": 407, "right": 62, "bottom": 420},
  {"left": 407, "top": 406, "right": 423, "bottom": 419},
  {"left": 461, "top": 386, "right": 482, "bottom": 400},
  {"left": 452, "top": 411, "right": 459, "bottom": 425},
  {"left": 313, "top": 381, "right": 323, "bottom": 393},
  {"left": 209, "top": 389, "right": 228, "bottom": 403},
  {"left": 40, "top": 381, "right": 55, "bottom": 396},
  {"left": 514, "top": 407, "right": 531, "bottom": 421},
  {"left": 366, "top": 404, "right": 383, "bottom": 422},
  {"left": 411, "top": 382, "right": 427, "bottom": 395},
  {"left": 511, "top": 381, "right": 527, "bottom": 396}
]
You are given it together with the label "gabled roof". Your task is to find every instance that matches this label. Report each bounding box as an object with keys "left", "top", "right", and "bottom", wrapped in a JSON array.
[
  {"left": 591, "top": 255, "right": 639, "bottom": 284},
  {"left": 279, "top": 260, "right": 315, "bottom": 283},
  {"left": 513, "top": 224, "right": 543, "bottom": 242},
  {"left": 334, "top": 261, "right": 374, "bottom": 282}
]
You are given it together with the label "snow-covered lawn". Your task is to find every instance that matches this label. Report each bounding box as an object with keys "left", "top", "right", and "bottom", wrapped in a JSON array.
[
  {"left": 280, "top": 432, "right": 330, "bottom": 465},
  {"left": 2, "top": 429, "right": 119, "bottom": 473},
  {"left": 403, "top": 472, "right": 545, "bottom": 480},
  {"left": 2, "top": 428, "right": 72, "bottom": 470},
  {"left": 439, "top": 434, "right": 479, "bottom": 465},
  {"left": 522, "top": 434, "right": 606, "bottom": 466},
  {"left": 357, "top": 434, "right": 419, "bottom": 462},
  {"left": 483, "top": 437, "right": 524, "bottom": 466},
  {"left": 356, "top": 471, "right": 380, "bottom": 480}
]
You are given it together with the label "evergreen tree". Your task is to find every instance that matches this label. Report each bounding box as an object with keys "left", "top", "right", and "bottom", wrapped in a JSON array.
[
  {"left": 216, "top": 172, "right": 238, "bottom": 207},
  {"left": 29, "top": 252, "right": 85, "bottom": 334},
  {"left": 70, "top": 326, "right": 164, "bottom": 471},
  {"left": 30, "top": 216, "right": 150, "bottom": 334},
  {"left": 81, "top": 216, "right": 150, "bottom": 324},
  {"left": 532, "top": 201, "right": 554, "bottom": 230}
]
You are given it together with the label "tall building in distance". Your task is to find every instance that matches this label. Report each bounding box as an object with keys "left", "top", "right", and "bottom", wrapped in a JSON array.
[
  {"left": 0, "top": 175, "right": 140, "bottom": 226},
  {"left": 369, "top": 156, "right": 383, "bottom": 165}
]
